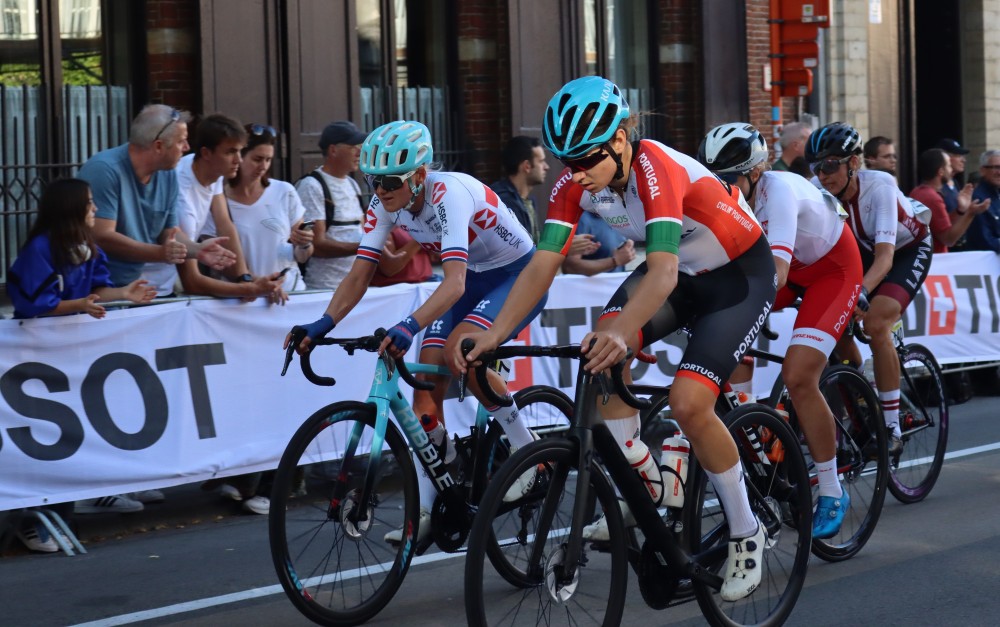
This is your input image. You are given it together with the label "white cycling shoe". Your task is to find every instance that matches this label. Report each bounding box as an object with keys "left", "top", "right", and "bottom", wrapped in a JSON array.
[
  {"left": 581, "top": 500, "right": 635, "bottom": 542},
  {"left": 720, "top": 521, "right": 766, "bottom": 601},
  {"left": 383, "top": 508, "right": 431, "bottom": 545}
]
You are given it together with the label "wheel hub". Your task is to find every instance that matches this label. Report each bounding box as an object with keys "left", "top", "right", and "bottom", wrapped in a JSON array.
[
  {"left": 339, "top": 489, "right": 375, "bottom": 539},
  {"left": 544, "top": 546, "right": 580, "bottom": 603}
]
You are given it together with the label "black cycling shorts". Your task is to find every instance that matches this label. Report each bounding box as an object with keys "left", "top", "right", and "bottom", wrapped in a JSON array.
[
  {"left": 600, "top": 235, "right": 777, "bottom": 394},
  {"left": 859, "top": 235, "right": 932, "bottom": 310}
]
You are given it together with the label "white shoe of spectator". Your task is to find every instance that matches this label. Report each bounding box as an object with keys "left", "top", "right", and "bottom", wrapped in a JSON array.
[
  {"left": 242, "top": 495, "right": 270, "bottom": 515},
  {"left": 75, "top": 495, "right": 144, "bottom": 514},
  {"left": 218, "top": 484, "right": 244, "bottom": 502},
  {"left": 129, "top": 489, "right": 165, "bottom": 504},
  {"left": 17, "top": 523, "right": 59, "bottom": 553}
]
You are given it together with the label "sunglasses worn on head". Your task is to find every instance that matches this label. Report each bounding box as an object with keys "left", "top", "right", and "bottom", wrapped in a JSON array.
[
  {"left": 154, "top": 108, "right": 181, "bottom": 141},
  {"left": 561, "top": 143, "right": 613, "bottom": 173},
  {"left": 811, "top": 156, "right": 851, "bottom": 175},
  {"left": 250, "top": 124, "right": 277, "bottom": 137},
  {"left": 366, "top": 170, "right": 417, "bottom": 192}
]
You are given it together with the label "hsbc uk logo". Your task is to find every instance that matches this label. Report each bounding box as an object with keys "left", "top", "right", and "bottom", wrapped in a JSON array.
[
  {"left": 474, "top": 207, "right": 498, "bottom": 230},
  {"left": 432, "top": 182, "right": 448, "bottom": 205},
  {"left": 363, "top": 208, "right": 378, "bottom": 233}
]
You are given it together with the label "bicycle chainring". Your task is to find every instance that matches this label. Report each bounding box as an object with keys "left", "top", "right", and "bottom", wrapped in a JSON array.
[
  {"left": 636, "top": 541, "right": 683, "bottom": 609},
  {"left": 430, "top": 489, "right": 472, "bottom": 552}
]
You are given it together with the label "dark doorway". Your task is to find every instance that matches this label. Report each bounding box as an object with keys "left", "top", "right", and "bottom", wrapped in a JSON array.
[{"left": 913, "top": 2, "right": 962, "bottom": 154}]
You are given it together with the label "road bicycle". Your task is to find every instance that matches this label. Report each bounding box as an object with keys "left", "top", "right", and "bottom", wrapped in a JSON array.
[
  {"left": 463, "top": 342, "right": 813, "bottom": 627},
  {"left": 851, "top": 321, "right": 949, "bottom": 503},
  {"left": 272, "top": 329, "right": 573, "bottom": 626}
]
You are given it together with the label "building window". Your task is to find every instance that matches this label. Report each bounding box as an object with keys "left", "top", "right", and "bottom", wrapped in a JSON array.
[{"left": 583, "top": 0, "right": 653, "bottom": 113}]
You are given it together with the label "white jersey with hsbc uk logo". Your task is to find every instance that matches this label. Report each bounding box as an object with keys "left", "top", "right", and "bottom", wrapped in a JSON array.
[
  {"left": 813, "top": 169, "right": 928, "bottom": 251},
  {"left": 754, "top": 170, "right": 845, "bottom": 268},
  {"left": 357, "top": 171, "right": 532, "bottom": 272}
]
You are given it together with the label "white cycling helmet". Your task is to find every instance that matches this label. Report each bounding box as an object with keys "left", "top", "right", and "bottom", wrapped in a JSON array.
[{"left": 697, "top": 123, "right": 769, "bottom": 175}]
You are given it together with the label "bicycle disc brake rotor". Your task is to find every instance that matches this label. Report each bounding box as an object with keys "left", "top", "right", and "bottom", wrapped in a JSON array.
[
  {"left": 339, "top": 489, "right": 375, "bottom": 539},
  {"left": 636, "top": 541, "right": 682, "bottom": 609},
  {"left": 430, "top": 490, "right": 472, "bottom": 552},
  {"left": 544, "top": 546, "right": 580, "bottom": 603}
]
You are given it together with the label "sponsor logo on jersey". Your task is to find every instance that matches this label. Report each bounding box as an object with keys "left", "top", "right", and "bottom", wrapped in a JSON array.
[
  {"left": 363, "top": 208, "right": 378, "bottom": 233},
  {"left": 590, "top": 193, "right": 616, "bottom": 205},
  {"left": 474, "top": 207, "right": 498, "bottom": 230},
  {"left": 637, "top": 152, "right": 661, "bottom": 199},
  {"left": 492, "top": 224, "right": 524, "bottom": 249},
  {"left": 680, "top": 227, "right": 696, "bottom": 240},
  {"left": 432, "top": 182, "right": 448, "bottom": 205}
]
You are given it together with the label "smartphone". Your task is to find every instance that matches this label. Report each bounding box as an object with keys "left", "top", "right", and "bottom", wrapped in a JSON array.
[
  {"left": 299, "top": 220, "right": 315, "bottom": 231},
  {"left": 277, "top": 267, "right": 291, "bottom": 277}
]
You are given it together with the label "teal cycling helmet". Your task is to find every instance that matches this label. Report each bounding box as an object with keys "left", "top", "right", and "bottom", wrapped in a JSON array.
[
  {"left": 360, "top": 120, "right": 433, "bottom": 175},
  {"left": 543, "top": 76, "right": 631, "bottom": 160}
]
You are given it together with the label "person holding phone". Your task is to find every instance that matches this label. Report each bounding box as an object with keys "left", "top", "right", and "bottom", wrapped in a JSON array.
[{"left": 221, "top": 124, "right": 314, "bottom": 304}]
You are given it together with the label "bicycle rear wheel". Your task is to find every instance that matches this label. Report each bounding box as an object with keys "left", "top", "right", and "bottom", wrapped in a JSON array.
[
  {"left": 485, "top": 386, "right": 576, "bottom": 587},
  {"left": 686, "top": 404, "right": 812, "bottom": 627},
  {"left": 269, "top": 401, "right": 418, "bottom": 626},
  {"left": 810, "top": 366, "right": 888, "bottom": 562},
  {"left": 465, "top": 438, "right": 628, "bottom": 627},
  {"left": 889, "top": 343, "right": 949, "bottom": 503}
]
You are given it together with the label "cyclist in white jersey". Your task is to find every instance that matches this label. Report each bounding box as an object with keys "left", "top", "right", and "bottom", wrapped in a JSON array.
[
  {"left": 287, "top": 120, "right": 545, "bottom": 543},
  {"left": 699, "top": 123, "right": 864, "bottom": 538},
  {"left": 807, "top": 122, "right": 933, "bottom": 454}
]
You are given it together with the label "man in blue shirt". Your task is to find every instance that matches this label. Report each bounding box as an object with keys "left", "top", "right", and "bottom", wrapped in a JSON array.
[
  {"left": 80, "top": 104, "right": 236, "bottom": 289},
  {"left": 561, "top": 211, "right": 636, "bottom": 275},
  {"left": 964, "top": 150, "right": 1000, "bottom": 253}
]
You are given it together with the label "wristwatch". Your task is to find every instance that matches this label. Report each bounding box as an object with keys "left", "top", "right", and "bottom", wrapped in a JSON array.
[{"left": 238, "top": 274, "right": 253, "bottom": 283}]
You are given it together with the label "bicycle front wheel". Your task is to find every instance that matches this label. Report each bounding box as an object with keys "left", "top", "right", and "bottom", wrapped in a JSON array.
[
  {"left": 269, "top": 401, "right": 418, "bottom": 626},
  {"left": 890, "top": 343, "right": 949, "bottom": 503},
  {"left": 686, "top": 404, "right": 812, "bottom": 627},
  {"left": 465, "top": 438, "right": 628, "bottom": 627},
  {"left": 810, "top": 366, "right": 888, "bottom": 562}
]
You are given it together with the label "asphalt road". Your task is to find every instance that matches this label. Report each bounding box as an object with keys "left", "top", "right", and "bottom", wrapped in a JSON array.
[{"left": 4, "top": 396, "right": 1000, "bottom": 627}]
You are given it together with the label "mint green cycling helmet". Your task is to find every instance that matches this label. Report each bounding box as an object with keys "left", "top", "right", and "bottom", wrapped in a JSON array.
[
  {"left": 360, "top": 120, "right": 433, "bottom": 175},
  {"left": 543, "top": 76, "right": 631, "bottom": 160}
]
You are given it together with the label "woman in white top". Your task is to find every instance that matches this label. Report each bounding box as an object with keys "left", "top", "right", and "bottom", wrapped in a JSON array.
[{"left": 224, "top": 124, "right": 314, "bottom": 301}]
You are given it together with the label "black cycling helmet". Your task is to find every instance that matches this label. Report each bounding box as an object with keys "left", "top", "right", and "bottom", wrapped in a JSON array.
[{"left": 805, "top": 122, "right": 863, "bottom": 162}]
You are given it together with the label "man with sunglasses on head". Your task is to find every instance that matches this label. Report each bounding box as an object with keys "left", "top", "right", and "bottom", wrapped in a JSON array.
[
  {"left": 287, "top": 120, "right": 546, "bottom": 545},
  {"left": 143, "top": 113, "right": 283, "bottom": 301},
  {"left": 81, "top": 104, "right": 238, "bottom": 296},
  {"left": 807, "top": 122, "right": 933, "bottom": 456},
  {"left": 456, "top": 76, "right": 777, "bottom": 602},
  {"left": 699, "top": 123, "right": 863, "bottom": 541},
  {"left": 295, "top": 120, "right": 369, "bottom": 290}
]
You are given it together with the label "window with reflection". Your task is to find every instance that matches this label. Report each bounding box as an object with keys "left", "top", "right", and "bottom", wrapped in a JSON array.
[{"left": 583, "top": 0, "right": 653, "bottom": 113}]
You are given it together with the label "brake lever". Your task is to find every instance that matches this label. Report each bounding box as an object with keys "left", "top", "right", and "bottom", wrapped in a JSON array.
[
  {"left": 458, "top": 370, "right": 467, "bottom": 403},
  {"left": 281, "top": 327, "right": 307, "bottom": 376},
  {"left": 597, "top": 371, "right": 611, "bottom": 406}
]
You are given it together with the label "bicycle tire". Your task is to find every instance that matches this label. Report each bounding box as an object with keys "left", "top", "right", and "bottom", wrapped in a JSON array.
[
  {"left": 465, "top": 438, "right": 628, "bottom": 627},
  {"left": 889, "top": 343, "right": 949, "bottom": 503},
  {"left": 810, "top": 366, "right": 888, "bottom": 562},
  {"left": 485, "top": 386, "right": 576, "bottom": 587},
  {"left": 269, "top": 401, "right": 418, "bottom": 627},
  {"left": 686, "top": 404, "right": 812, "bottom": 627}
]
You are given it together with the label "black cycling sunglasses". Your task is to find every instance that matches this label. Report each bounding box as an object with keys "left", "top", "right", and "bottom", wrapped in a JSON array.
[
  {"left": 811, "top": 156, "right": 851, "bottom": 176},
  {"left": 366, "top": 170, "right": 418, "bottom": 192},
  {"left": 249, "top": 124, "right": 277, "bottom": 137},
  {"left": 561, "top": 143, "right": 613, "bottom": 173},
  {"left": 154, "top": 108, "right": 181, "bottom": 141}
]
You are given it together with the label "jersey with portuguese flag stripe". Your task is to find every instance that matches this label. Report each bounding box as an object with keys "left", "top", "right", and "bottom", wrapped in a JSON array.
[
  {"left": 357, "top": 171, "right": 533, "bottom": 272},
  {"left": 540, "top": 139, "right": 763, "bottom": 276}
]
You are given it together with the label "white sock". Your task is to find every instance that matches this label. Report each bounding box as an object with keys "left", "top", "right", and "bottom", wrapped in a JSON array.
[
  {"left": 730, "top": 380, "right": 753, "bottom": 396},
  {"left": 489, "top": 403, "right": 535, "bottom": 449},
  {"left": 413, "top": 451, "right": 437, "bottom": 511},
  {"left": 814, "top": 457, "right": 843, "bottom": 498},
  {"left": 606, "top": 413, "right": 642, "bottom": 451},
  {"left": 705, "top": 462, "right": 758, "bottom": 539},
  {"left": 879, "top": 389, "right": 901, "bottom": 437}
]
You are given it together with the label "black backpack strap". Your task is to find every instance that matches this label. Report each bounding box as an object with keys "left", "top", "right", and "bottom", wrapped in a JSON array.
[{"left": 300, "top": 171, "right": 362, "bottom": 226}]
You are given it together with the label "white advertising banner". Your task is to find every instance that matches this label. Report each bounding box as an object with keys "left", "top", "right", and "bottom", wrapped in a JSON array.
[{"left": 1, "top": 251, "right": 998, "bottom": 510}]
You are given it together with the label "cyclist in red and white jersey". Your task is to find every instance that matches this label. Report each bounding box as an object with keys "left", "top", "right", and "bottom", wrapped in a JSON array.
[
  {"left": 699, "top": 123, "right": 864, "bottom": 539},
  {"left": 807, "top": 122, "right": 933, "bottom": 453},
  {"left": 455, "top": 76, "right": 776, "bottom": 601},
  {"left": 287, "top": 120, "right": 545, "bottom": 543}
]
